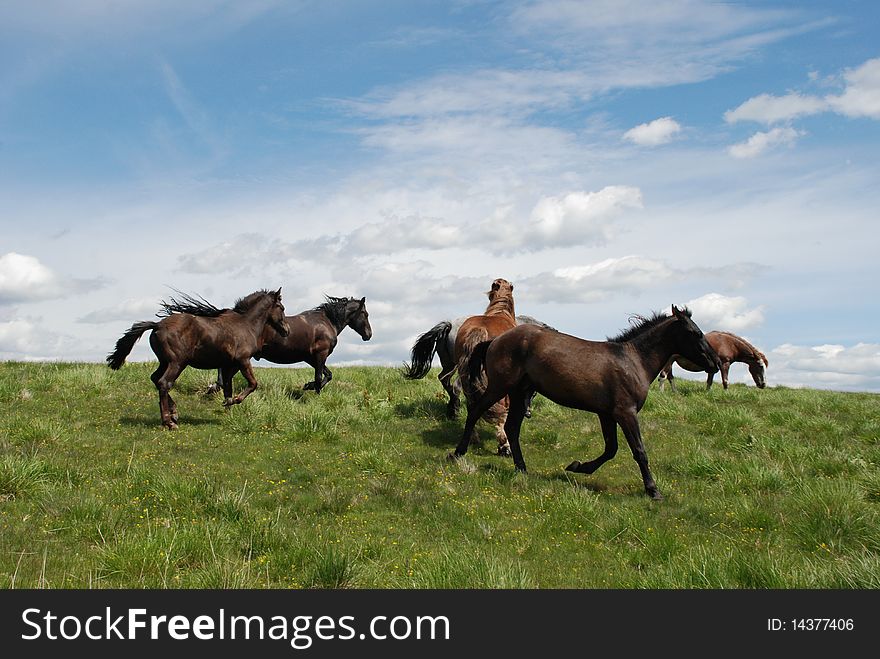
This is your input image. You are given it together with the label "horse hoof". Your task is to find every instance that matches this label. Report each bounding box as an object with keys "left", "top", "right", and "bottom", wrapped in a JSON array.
[
  {"left": 446, "top": 452, "right": 460, "bottom": 462},
  {"left": 524, "top": 410, "right": 532, "bottom": 419},
  {"left": 171, "top": 414, "right": 179, "bottom": 424},
  {"left": 565, "top": 460, "right": 581, "bottom": 472},
  {"left": 648, "top": 490, "right": 664, "bottom": 501},
  {"left": 497, "top": 444, "right": 512, "bottom": 457},
  {"left": 164, "top": 422, "right": 178, "bottom": 431}
]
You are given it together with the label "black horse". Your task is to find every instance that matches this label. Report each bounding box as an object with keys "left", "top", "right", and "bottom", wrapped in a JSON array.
[
  {"left": 200, "top": 295, "right": 372, "bottom": 395},
  {"left": 448, "top": 306, "right": 720, "bottom": 499},
  {"left": 107, "top": 289, "right": 289, "bottom": 429}
]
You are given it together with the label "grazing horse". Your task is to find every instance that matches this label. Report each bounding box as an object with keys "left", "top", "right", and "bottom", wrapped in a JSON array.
[
  {"left": 403, "top": 314, "right": 555, "bottom": 419},
  {"left": 448, "top": 306, "right": 720, "bottom": 499},
  {"left": 454, "top": 278, "right": 517, "bottom": 455},
  {"left": 205, "top": 296, "right": 372, "bottom": 395},
  {"left": 658, "top": 331, "right": 768, "bottom": 391},
  {"left": 106, "top": 289, "right": 289, "bottom": 429}
]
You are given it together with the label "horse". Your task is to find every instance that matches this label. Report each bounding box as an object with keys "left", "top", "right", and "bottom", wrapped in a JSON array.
[
  {"left": 403, "top": 314, "right": 555, "bottom": 419},
  {"left": 204, "top": 296, "right": 372, "bottom": 395},
  {"left": 448, "top": 306, "right": 720, "bottom": 500},
  {"left": 106, "top": 289, "right": 289, "bottom": 429},
  {"left": 453, "top": 278, "right": 518, "bottom": 456},
  {"left": 658, "top": 330, "right": 768, "bottom": 391}
]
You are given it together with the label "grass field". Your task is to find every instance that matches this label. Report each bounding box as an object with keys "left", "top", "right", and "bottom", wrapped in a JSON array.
[{"left": 1, "top": 361, "right": 878, "bottom": 589}]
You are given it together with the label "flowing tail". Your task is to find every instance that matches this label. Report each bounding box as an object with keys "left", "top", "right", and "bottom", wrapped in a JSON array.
[
  {"left": 106, "top": 321, "right": 158, "bottom": 370},
  {"left": 402, "top": 321, "right": 452, "bottom": 379},
  {"left": 467, "top": 339, "right": 493, "bottom": 386},
  {"left": 456, "top": 325, "right": 490, "bottom": 403}
]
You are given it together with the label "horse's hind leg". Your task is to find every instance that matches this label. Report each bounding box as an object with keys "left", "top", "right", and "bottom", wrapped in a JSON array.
[
  {"left": 438, "top": 365, "right": 459, "bottom": 419},
  {"left": 220, "top": 366, "right": 238, "bottom": 407},
  {"left": 449, "top": 384, "right": 508, "bottom": 460},
  {"left": 566, "top": 413, "right": 618, "bottom": 475},
  {"left": 617, "top": 411, "right": 661, "bottom": 500},
  {"left": 206, "top": 369, "right": 223, "bottom": 395},
  {"left": 156, "top": 362, "right": 184, "bottom": 430},
  {"left": 504, "top": 391, "right": 530, "bottom": 472},
  {"left": 225, "top": 360, "right": 258, "bottom": 405}
]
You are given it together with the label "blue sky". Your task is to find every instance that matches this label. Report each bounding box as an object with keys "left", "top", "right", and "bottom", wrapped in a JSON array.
[{"left": 1, "top": 0, "right": 879, "bottom": 391}]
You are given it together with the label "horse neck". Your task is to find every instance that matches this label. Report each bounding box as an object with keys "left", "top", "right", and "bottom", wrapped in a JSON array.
[
  {"left": 322, "top": 306, "right": 347, "bottom": 335},
  {"left": 240, "top": 297, "right": 275, "bottom": 338},
  {"left": 627, "top": 318, "right": 681, "bottom": 380},
  {"left": 484, "top": 296, "right": 515, "bottom": 322}
]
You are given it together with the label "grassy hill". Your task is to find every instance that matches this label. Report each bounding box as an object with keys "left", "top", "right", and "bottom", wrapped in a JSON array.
[{"left": 1, "top": 361, "right": 878, "bottom": 588}]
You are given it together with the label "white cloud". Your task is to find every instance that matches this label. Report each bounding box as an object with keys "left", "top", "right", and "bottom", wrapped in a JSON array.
[
  {"left": 724, "top": 93, "right": 827, "bottom": 125},
  {"left": 0, "top": 317, "right": 78, "bottom": 360},
  {"left": 623, "top": 117, "right": 682, "bottom": 146},
  {"left": 768, "top": 342, "right": 880, "bottom": 392},
  {"left": 682, "top": 292, "right": 765, "bottom": 331},
  {"left": 0, "top": 252, "right": 64, "bottom": 304},
  {"left": 826, "top": 57, "right": 880, "bottom": 119},
  {"left": 728, "top": 126, "right": 802, "bottom": 158},
  {"left": 76, "top": 297, "right": 163, "bottom": 324}
]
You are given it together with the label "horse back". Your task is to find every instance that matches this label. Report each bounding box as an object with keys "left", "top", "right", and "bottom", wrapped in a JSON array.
[{"left": 258, "top": 310, "right": 337, "bottom": 364}]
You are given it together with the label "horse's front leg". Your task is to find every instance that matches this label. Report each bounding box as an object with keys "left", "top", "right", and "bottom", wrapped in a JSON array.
[
  {"left": 226, "top": 361, "right": 258, "bottom": 405},
  {"left": 504, "top": 391, "right": 530, "bottom": 471},
  {"left": 720, "top": 362, "right": 730, "bottom": 389},
  {"left": 566, "top": 413, "right": 618, "bottom": 475},
  {"left": 220, "top": 366, "right": 237, "bottom": 407},
  {"left": 616, "top": 410, "right": 662, "bottom": 500}
]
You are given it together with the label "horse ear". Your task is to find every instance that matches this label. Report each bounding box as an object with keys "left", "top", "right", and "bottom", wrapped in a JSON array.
[
  {"left": 276, "top": 287, "right": 282, "bottom": 298},
  {"left": 671, "top": 304, "right": 681, "bottom": 317},
  {"left": 359, "top": 297, "right": 366, "bottom": 307},
  {"left": 491, "top": 280, "right": 501, "bottom": 291}
]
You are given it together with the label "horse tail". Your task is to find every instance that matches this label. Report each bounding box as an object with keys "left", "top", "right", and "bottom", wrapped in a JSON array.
[
  {"left": 402, "top": 321, "right": 452, "bottom": 379},
  {"left": 467, "top": 339, "right": 494, "bottom": 386},
  {"left": 106, "top": 321, "right": 158, "bottom": 370},
  {"left": 457, "top": 325, "right": 491, "bottom": 402}
]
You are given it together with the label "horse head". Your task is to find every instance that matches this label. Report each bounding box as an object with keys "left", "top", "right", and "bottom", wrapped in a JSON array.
[
  {"left": 670, "top": 305, "right": 720, "bottom": 373},
  {"left": 748, "top": 353, "right": 768, "bottom": 388},
  {"left": 487, "top": 278, "right": 514, "bottom": 300},
  {"left": 347, "top": 297, "right": 372, "bottom": 341},
  {"left": 268, "top": 288, "right": 290, "bottom": 337}
]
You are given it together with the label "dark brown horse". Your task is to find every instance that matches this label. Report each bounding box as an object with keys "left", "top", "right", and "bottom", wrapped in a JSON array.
[
  {"left": 403, "top": 314, "right": 554, "bottom": 419},
  {"left": 205, "top": 296, "right": 372, "bottom": 394},
  {"left": 448, "top": 306, "right": 720, "bottom": 499},
  {"left": 454, "top": 278, "right": 517, "bottom": 455},
  {"left": 659, "top": 330, "right": 768, "bottom": 390},
  {"left": 106, "top": 289, "right": 289, "bottom": 429}
]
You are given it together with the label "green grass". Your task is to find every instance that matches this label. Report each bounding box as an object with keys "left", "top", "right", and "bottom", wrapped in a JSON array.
[{"left": 0, "top": 361, "right": 878, "bottom": 588}]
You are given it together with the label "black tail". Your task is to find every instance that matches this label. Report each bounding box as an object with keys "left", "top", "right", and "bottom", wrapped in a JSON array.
[
  {"left": 467, "top": 340, "right": 494, "bottom": 387},
  {"left": 106, "top": 321, "right": 158, "bottom": 370},
  {"left": 402, "top": 321, "right": 452, "bottom": 379}
]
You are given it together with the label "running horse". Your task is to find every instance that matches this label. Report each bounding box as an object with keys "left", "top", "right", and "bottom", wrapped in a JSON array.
[
  {"left": 402, "top": 314, "right": 555, "bottom": 419},
  {"left": 658, "top": 331, "right": 768, "bottom": 391},
  {"left": 106, "top": 289, "right": 289, "bottom": 429},
  {"left": 454, "top": 278, "right": 518, "bottom": 455},
  {"left": 204, "top": 295, "right": 372, "bottom": 395},
  {"left": 448, "top": 306, "right": 720, "bottom": 499}
]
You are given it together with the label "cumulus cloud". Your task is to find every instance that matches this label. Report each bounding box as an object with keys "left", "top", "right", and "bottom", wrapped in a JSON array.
[
  {"left": 623, "top": 117, "right": 682, "bottom": 146},
  {"left": 0, "top": 252, "right": 63, "bottom": 304},
  {"left": 724, "top": 93, "right": 827, "bottom": 125},
  {"left": 826, "top": 57, "right": 880, "bottom": 119},
  {"left": 518, "top": 256, "right": 764, "bottom": 303},
  {"left": 683, "top": 292, "right": 765, "bottom": 331},
  {"left": 76, "top": 297, "right": 163, "bottom": 324},
  {"left": 728, "top": 126, "right": 802, "bottom": 158},
  {"left": 768, "top": 342, "right": 880, "bottom": 392}
]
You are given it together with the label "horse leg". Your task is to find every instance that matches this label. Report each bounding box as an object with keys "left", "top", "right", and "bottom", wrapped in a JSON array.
[
  {"left": 617, "top": 411, "right": 662, "bottom": 500},
  {"left": 322, "top": 366, "right": 333, "bottom": 389},
  {"left": 221, "top": 366, "right": 238, "bottom": 407},
  {"left": 487, "top": 396, "right": 511, "bottom": 456},
  {"left": 720, "top": 362, "right": 730, "bottom": 389},
  {"left": 438, "top": 365, "right": 459, "bottom": 419},
  {"left": 206, "top": 369, "right": 223, "bottom": 395},
  {"left": 705, "top": 371, "right": 714, "bottom": 390},
  {"left": 156, "top": 362, "right": 184, "bottom": 430},
  {"left": 566, "top": 413, "right": 618, "bottom": 475},
  {"left": 504, "top": 391, "right": 530, "bottom": 472},
  {"left": 524, "top": 390, "right": 537, "bottom": 419},
  {"left": 449, "top": 384, "right": 508, "bottom": 460},
  {"left": 151, "top": 362, "right": 171, "bottom": 426},
  {"left": 226, "top": 361, "right": 257, "bottom": 406}
]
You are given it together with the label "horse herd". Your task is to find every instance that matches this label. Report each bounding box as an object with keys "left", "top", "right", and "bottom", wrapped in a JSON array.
[{"left": 107, "top": 279, "right": 768, "bottom": 499}]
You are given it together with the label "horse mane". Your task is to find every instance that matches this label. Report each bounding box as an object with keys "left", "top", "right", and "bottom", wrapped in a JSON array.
[
  {"left": 316, "top": 295, "right": 357, "bottom": 328},
  {"left": 714, "top": 331, "right": 768, "bottom": 366},
  {"left": 608, "top": 308, "right": 691, "bottom": 343},
  {"left": 232, "top": 289, "right": 278, "bottom": 313},
  {"left": 158, "top": 290, "right": 224, "bottom": 318}
]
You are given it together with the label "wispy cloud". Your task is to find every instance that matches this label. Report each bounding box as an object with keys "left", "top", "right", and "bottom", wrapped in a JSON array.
[{"left": 728, "top": 126, "right": 802, "bottom": 158}]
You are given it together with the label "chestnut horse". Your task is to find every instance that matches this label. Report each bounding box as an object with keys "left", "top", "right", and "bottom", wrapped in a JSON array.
[
  {"left": 403, "top": 314, "right": 554, "bottom": 419},
  {"left": 448, "top": 306, "right": 720, "bottom": 499},
  {"left": 106, "top": 289, "right": 289, "bottom": 429},
  {"left": 658, "top": 330, "right": 768, "bottom": 391},
  {"left": 190, "top": 296, "right": 372, "bottom": 395},
  {"left": 454, "top": 278, "right": 517, "bottom": 455}
]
